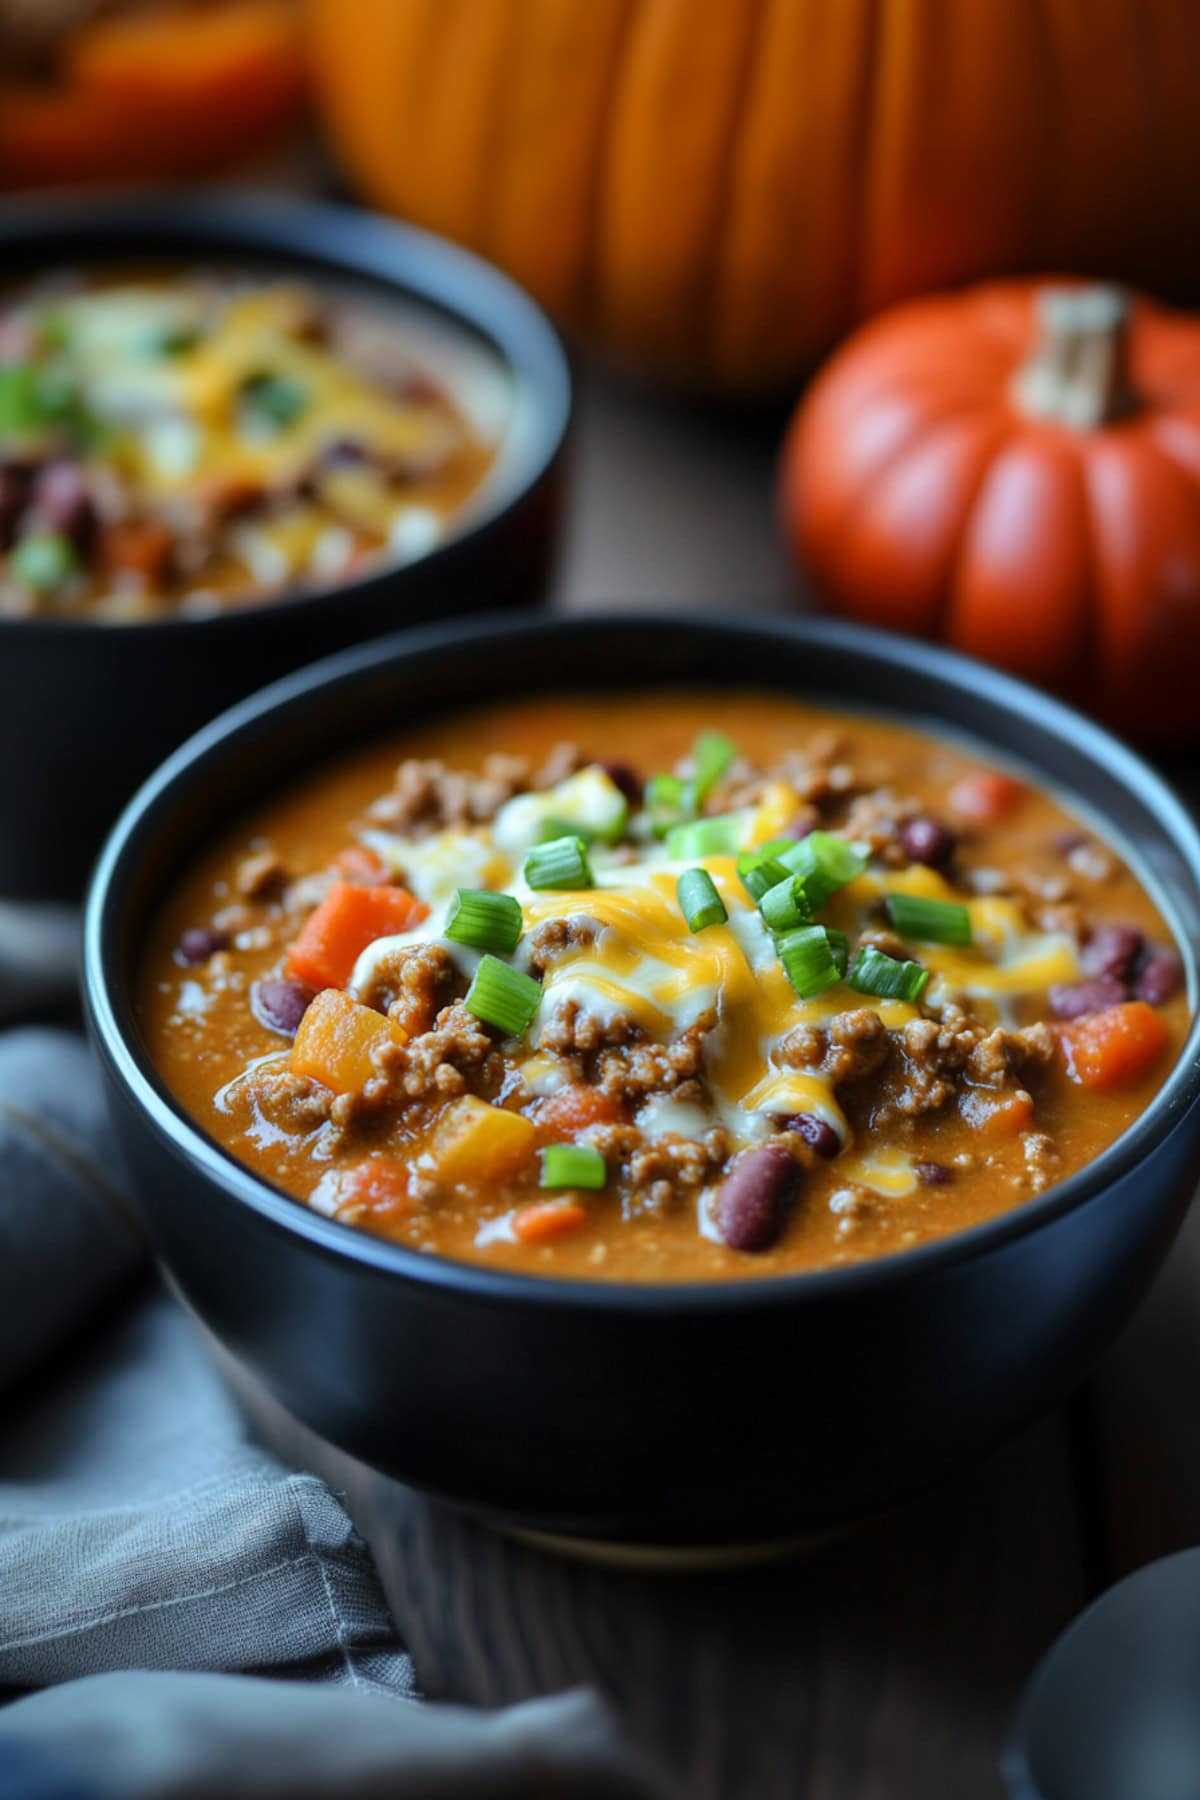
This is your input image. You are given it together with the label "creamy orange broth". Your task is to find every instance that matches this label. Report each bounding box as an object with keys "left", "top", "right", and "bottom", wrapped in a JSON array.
[{"left": 140, "top": 694, "right": 1188, "bottom": 1281}]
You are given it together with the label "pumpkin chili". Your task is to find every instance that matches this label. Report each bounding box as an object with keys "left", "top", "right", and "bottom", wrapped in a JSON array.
[{"left": 141, "top": 692, "right": 1189, "bottom": 1282}]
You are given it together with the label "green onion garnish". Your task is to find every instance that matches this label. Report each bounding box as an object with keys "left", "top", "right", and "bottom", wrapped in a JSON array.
[
  {"left": 464, "top": 955, "right": 542, "bottom": 1037},
  {"left": 645, "top": 772, "right": 686, "bottom": 836},
  {"left": 677, "top": 868, "right": 727, "bottom": 933},
  {"left": 665, "top": 813, "right": 742, "bottom": 859},
  {"left": 778, "top": 831, "right": 870, "bottom": 910},
  {"left": 535, "top": 814, "right": 596, "bottom": 846},
  {"left": 884, "top": 892, "right": 972, "bottom": 946},
  {"left": 759, "top": 873, "right": 813, "bottom": 933},
  {"left": 539, "top": 1143, "right": 607, "bottom": 1189},
  {"left": 11, "top": 531, "right": 78, "bottom": 593},
  {"left": 444, "top": 888, "right": 523, "bottom": 954},
  {"left": 152, "top": 323, "right": 202, "bottom": 358},
  {"left": 239, "top": 370, "right": 308, "bottom": 431},
  {"left": 738, "top": 844, "right": 793, "bottom": 904},
  {"left": 848, "top": 944, "right": 930, "bottom": 1003},
  {"left": 524, "top": 833, "right": 594, "bottom": 890},
  {"left": 777, "top": 925, "right": 849, "bottom": 1000},
  {"left": 691, "top": 730, "right": 737, "bottom": 804}
]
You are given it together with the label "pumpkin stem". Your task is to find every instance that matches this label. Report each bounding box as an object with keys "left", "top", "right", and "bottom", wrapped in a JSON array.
[{"left": 1012, "top": 285, "right": 1135, "bottom": 429}]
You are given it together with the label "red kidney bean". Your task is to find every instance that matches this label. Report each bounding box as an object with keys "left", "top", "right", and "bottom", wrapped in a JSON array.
[
  {"left": 783, "top": 812, "right": 818, "bottom": 841},
  {"left": 898, "top": 816, "right": 956, "bottom": 868},
  {"left": 1048, "top": 976, "right": 1127, "bottom": 1020},
  {"left": 1081, "top": 923, "right": 1144, "bottom": 981},
  {"left": 599, "top": 760, "right": 642, "bottom": 807},
  {"left": 320, "top": 435, "right": 368, "bottom": 467},
  {"left": 252, "top": 978, "right": 316, "bottom": 1037},
  {"left": 31, "top": 460, "right": 95, "bottom": 547},
  {"left": 1133, "top": 945, "right": 1184, "bottom": 1006},
  {"left": 0, "top": 465, "right": 29, "bottom": 550},
  {"left": 915, "top": 1160, "right": 954, "bottom": 1186},
  {"left": 779, "top": 1113, "right": 840, "bottom": 1159},
  {"left": 1052, "top": 829, "right": 1090, "bottom": 856},
  {"left": 715, "top": 1147, "right": 799, "bottom": 1253},
  {"left": 176, "top": 926, "right": 230, "bottom": 965}
]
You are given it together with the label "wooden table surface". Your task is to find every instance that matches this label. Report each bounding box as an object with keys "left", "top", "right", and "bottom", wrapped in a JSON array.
[{"left": 245, "top": 360, "right": 1200, "bottom": 1799}]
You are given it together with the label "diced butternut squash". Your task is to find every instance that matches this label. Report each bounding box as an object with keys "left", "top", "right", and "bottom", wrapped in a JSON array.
[
  {"left": 285, "top": 880, "right": 429, "bottom": 990},
  {"left": 1061, "top": 1000, "right": 1169, "bottom": 1090},
  {"left": 961, "top": 1086, "right": 1035, "bottom": 1136},
  {"left": 332, "top": 844, "right": 390, "bottom": 885},
  {"left": 290, "top": 988, "right": 407, "bottom": 1094},
  {"left": 531, "top": 1083, "right": 624, "bottom": 1142},
  {"left": 511, "top": 1198, "right": 589, "bottom": 1244},
  {"left": 431, "top": 1096, "right": 538, "bottom": 1186}
]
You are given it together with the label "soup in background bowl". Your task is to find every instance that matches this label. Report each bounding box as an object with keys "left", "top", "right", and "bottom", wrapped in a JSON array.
[{"left": 83, "top": 614, "right": 1200, "bottom": 1548}]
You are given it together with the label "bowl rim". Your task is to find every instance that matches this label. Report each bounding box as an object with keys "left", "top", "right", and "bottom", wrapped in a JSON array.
[
  {"left": 0, "top": 186, "right": 572, "bottom": 637},
  {"left": 84, "top": 609, "right": 1200, "bottom": 1316}
]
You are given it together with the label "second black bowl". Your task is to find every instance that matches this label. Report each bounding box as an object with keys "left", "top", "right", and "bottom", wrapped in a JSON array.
[{"left": 0, "top": 191, "right": 570, "bottom": 899}]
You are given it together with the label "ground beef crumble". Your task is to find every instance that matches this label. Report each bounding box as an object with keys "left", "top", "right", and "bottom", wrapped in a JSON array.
[{"left": 366, "top": 741, "right": 586, "bottom": 836}]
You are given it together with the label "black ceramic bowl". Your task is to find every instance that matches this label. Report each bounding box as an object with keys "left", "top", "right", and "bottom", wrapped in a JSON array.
[
  {"left": 0, "top": 190, "right": 570, "bottom": 900},
  {"left": 84, "top": 613, "right": 1200, "bottom": 1552}
]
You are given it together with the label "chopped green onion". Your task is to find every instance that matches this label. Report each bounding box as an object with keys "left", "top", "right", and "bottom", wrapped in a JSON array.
[
  {"left": 11, "top": 531, "right": 78, "bottom": 593},
  {"left": 665, "top": 813, "right": 742, "bottom": 859},
  {"left": 848, "top": 944, "right": 930, "bottom": 1003},
  {"left": 884, "top": 892, "right": 972, "bottom": 946},
  {"left": 691, "top": 730, "right": 737, "bottom": 804},
  {"left": 152, "top": 324, "right": 202, "bottom": 358},
  {"left": 239, "top": 370, "right": 308, "bottom": 431},
  {"left": 524, "top": 834, "right": 594, "bottom": 890},
  {"left": 540, "top": 1143, "right": 607, "bottom": 1189},
  {"left": 677, "top": 868, "right": 727, "bottom": 933},
  {"left": 759, "top": 873, "right": 813, "bottom": 933},
  {"left": 535, "top": 814, "right": 596, "bottom": 846},
  {"left": 777, "top": 925, "right": 849, "bottom": 1000},
  {"left": 778, "top": 831, "right": 870, "bottom": 910},
  {"left": 645, "top": 771, "right": 686, "bottom": 836},
  {"left": 444, "top": 888, "right": 523, "bottom": 954},
  {"left": 738, "top": 845, "right": 793, "bottom": 904},
  {"left": 464, "top": 955, "right": 542, "bottom": 1037}
]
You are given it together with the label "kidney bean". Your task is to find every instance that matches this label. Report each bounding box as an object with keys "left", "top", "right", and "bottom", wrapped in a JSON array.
[
  {"left": 898, "top": 816, "right": 956, "bottom": 869},
  {"left": 915, "top": 1160, "right": 954, "bottom": 1186},
  {"left": 783, "top": 812, "right": 818, "bottom": 842},
  {"left": 1048, "top": 976, "right": 1127, "bottom": 1020},
  {"left": 0, "top": 465, "right": 29, "bottom": 550},
  {"left": 780, "top": 1113, "right": 840, "bottom": 1159},
  {"left": 1081, "top": 923, "right": 1143, "bottom": 981},
  {"left": 1052, "top": 829, "right": 1090, "bottom": 856},
  {"left": 253, "top": 978, "right": 316, "bottom": 1037},
  {"left": 176, "top": 926, "right": 230, "bottom": 965},
  {"left": 715, "top": 1146, "right": 800, "bottom": 1253},
  {"left": 1133, "top": 945, "right": 1185, "bottom": 1006},
  {"left": 599, "top": 759, "right": 642, "bottom": 808},
  {"left": 31, "top": 460, "right": 94, "bottom": 547}
]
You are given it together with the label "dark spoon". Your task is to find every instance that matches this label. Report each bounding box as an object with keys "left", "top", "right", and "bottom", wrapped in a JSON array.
[{"left": 1005, "top": 1548, "right": 1200, "bottom": 1800}]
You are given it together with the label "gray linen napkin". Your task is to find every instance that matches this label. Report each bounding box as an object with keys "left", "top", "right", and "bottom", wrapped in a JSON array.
[{"left": 0, "top": 1026, "right": 669, "bottom": 1799}]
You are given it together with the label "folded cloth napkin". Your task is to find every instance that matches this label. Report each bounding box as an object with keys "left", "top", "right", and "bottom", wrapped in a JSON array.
[{"left": 0, "top": 1027, "right": 669, "bottom": 1799}]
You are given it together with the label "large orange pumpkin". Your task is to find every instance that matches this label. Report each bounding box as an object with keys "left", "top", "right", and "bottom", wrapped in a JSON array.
[
  {"left": 0, "top": 1, "right": 307, "bottom": 190},
  {"left": 779, "top": 279, "right": 1200, "bottom": 742},
  {"left": 307, "top": 0, "right": 1200, "bottom": 391}
]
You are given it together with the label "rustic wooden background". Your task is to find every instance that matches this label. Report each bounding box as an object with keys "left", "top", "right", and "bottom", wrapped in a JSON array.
[{"left": 244, "top": 360, "right": 1200, "bottom": 1799}]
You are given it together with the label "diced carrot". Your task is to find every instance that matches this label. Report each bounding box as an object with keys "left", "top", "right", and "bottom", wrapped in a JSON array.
[
  {"left": 961, "top": 1087, "right": 1035, "bottom": 1136},
  {"left": 531, "top": 1084, "right": 623, "bottom": 1142},
  {"left": 511, "top": 1198, "right": 590, "bottom": 1244},
  {"left": 333, "top": 844, "right": 390, "bottom": 886},
  {"left": 99, "top": 519, "right": 174, "bottom": 587},
  {"left": 1061, "top": 1001, "right": 1169, "bottom": 1090},
  {"left": 947, "top": 771, "right": 1024, "bottom": 825},
  {"left": 336, "top": 1156, "right": 415, "bottom": 1215},
  {"left": 285, "top": 880, "right": 429, "bottom": 990},
  {"left": 290, "top": 988, "right": 407, "bottom": 1094},
  {"left": 431, "top": 1096, "right": 538, "bottom": 1186}
]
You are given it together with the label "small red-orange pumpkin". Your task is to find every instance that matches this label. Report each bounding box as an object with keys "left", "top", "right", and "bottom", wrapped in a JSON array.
[{"left": 779, "top": 279, "right": 1200, "bottom": 741}]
